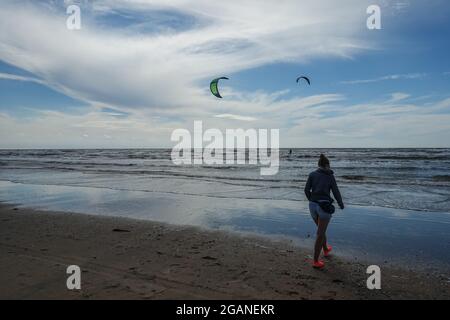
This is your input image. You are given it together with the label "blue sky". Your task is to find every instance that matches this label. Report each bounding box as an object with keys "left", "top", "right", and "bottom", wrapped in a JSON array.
[{"left": 0, "top": 0, "right": 449, "bottom": 148}]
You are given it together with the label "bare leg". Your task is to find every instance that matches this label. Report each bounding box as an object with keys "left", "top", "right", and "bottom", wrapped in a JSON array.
[
  {"left": 314, "top": 218, "right": 330, "bottom": 262},
  {"left": 323, "top": 234, "right": 328, "bottom": 251},
  {"left": 312, "top": 217, "right": 328, "bottom": 252}
]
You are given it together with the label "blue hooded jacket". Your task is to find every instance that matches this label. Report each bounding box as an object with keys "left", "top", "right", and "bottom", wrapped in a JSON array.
[{"left": 304, "top": 167, "right": 344, "bottom": 209}]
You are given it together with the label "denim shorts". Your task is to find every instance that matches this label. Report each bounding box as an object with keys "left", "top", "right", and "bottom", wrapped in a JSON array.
[{"left": 309, "top": 201, "right": 332, "bottom": 222}]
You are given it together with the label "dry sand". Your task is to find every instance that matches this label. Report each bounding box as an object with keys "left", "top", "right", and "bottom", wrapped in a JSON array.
[{"left": 0, "top": 203, "right": 448, "bottom": 300}]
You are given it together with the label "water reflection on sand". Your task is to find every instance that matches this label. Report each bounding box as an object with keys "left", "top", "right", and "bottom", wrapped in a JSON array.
[{"left": 1, "top": 180, "right": 449, "bottom": 272}]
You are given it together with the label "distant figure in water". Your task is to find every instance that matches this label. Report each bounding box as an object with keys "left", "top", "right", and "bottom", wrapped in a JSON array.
[
  {"left": 289, "top": 149, "right": 292, "bottom": 155},
  {"left": 304, "top": 154, "right": 344, "bottom": 269}
]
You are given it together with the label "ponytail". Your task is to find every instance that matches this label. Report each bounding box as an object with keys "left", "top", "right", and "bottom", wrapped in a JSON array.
[{"left": 318, "top": 153, "right": 330, "bottom": 168}]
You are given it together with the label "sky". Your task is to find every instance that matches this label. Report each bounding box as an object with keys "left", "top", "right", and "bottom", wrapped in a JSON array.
[{"left": 0, "top": 0, "right": 449, "bottom": 148}]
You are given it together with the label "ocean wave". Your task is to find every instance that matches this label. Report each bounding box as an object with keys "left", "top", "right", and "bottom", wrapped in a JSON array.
[
  {"left": 433, "top": 175, "right": 450, "bottom": 182},
  {"left": 374, "top": 155, "right": 450, "bottom": 160},
  {"left": 1, "top": 149, "right": 450, "bottom": 188},
  {"left": 342, "top": 175, "right": 366, "bottom": 181}
]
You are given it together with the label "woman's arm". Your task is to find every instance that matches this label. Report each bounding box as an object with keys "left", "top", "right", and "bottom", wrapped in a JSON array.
[
  {"left": 304, "top": 175, "right": 312, "bottom": 200},
  {"left": 331, "top": 176, "right": 344, "bottom": 209}
]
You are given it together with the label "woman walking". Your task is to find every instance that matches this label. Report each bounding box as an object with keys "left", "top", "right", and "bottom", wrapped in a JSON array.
[{"left": 304, "top": 154, "right": 344, "bottom": 269}]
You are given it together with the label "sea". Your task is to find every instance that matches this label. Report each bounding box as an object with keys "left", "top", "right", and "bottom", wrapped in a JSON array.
[{"left": 1, "top": 148, "right": 449, "bottom": 273}]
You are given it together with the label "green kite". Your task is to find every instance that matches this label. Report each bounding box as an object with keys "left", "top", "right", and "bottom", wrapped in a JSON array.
[{"left": 210, "top": 77, "right": 229, "bottom": 98}]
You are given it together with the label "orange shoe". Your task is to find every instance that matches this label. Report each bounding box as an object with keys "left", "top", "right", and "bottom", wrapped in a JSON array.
[
  {"left": 313, "top": 260, "right": 325, "bottom": 269},
  {"left": 324, "top": 245, "right": 332, "bottom": 257}
]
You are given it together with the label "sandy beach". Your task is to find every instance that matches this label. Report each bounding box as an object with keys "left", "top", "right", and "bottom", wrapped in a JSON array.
[
  {"left": 0, "top": 203, "right": 448, "bottom": 300},
  {"left": 1, "top": 0, "right": 450, "bottom": 305}
]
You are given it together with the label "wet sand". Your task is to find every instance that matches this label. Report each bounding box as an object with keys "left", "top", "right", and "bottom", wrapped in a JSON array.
[{"left": 0, "top": 204, "right": 448, "bottom": 300}]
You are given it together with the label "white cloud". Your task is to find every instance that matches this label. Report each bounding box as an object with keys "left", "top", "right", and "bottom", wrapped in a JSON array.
[
  {"left": 389, "top": 92, "right": 410, "bottom": 102},
  {"left": 1, "top": 1, "right": 448, "bottom": 148},
  {"left": 340, "top": 73, "right": 426, "bottom": 85},
  {"left": 0, "top": 0, "right": 373, "bottom": 113},
  {"left": 214, "top": 114, "right": 256, "bottom": 122},
  {"left": 282, "top": 96, "right": 450, "bottom": 148},
  {"left": 1, "top": 94, "right": 449, "bottom": 148},
  {"left": 0, "top": 107, "right": 178, "bottom": 148},
  {"left": 0, "top": 72, "right": 46, "bottom": 85}
]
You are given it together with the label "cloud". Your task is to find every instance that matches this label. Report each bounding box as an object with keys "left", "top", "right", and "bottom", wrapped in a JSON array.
[
  {"left": 0, "top": 72, "right": 46, "bottom": 85},
  {"left": 0, "top": 107, "right": 178, "bottom": 148},
  {"left": 0, "top": 0, "right": 373, "bottom": 113},
  {"left": 389, "top": 92, "right": 410, "bottom": 102},
  {"left": 1, "top": 1, "right": 448, "bottom": 148},
  {"left": 282, "top": 95, "right": 450, "bottom": 147},
  {"left": 214, "top": 114, "right": 256, "bottom": 121},
  {"left": 2, "top": 93, "right": 449, "bottom": 148},
  {"left": 340, "top": 73, "right": 426, "bottom": 85}
]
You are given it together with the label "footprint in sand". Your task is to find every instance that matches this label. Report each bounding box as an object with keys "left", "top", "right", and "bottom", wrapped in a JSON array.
[{"left": 201, "top": 256, "right": 217, "bottom": 260}]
